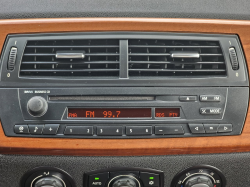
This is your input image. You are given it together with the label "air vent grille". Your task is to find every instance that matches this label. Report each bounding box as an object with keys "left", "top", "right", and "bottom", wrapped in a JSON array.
[
  {"left": 128, "top": 39, "right": 226, "bottom": 77},
  {"left": 20, "top": 39, "right": 120, "bottom": 77}
]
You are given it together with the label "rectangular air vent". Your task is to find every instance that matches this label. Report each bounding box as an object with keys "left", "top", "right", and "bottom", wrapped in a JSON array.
[
  {"left": 128, "top": 39, "right": 226, "bottom": 76},
  {"left": 20, "top": 39, "right": 120, "bottom": 77}
]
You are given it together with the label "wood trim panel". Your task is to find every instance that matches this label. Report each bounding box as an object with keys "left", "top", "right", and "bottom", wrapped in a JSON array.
[{"left": 0, "top": 18, "right": 249, "bottom": 156}]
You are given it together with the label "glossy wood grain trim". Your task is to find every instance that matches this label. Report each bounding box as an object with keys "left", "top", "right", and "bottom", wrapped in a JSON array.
[{"left": 0, "top": 18, "right": 249, "bottom": 156}]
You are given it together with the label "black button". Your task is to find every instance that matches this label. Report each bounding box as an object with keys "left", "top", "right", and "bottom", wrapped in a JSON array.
[
  {"left": 140, "top": 172, "right": 160, "bottom": 187},
  {"left": 155, "top": 126, "right": 184, "bottom": 135},
  {"left": 189, "top": 124, "right": 205, "bottom": 134},
  {"left": 200, "top": 108, "right": 222, "bottom": 115},
  {"left": 218, "top": 124, "right": 232, "bottom": 133},
  {"left": 200, "top": 95, "right": 221, "bottom": 102},
  {"left": 64, "top": 126, "right": 93, "bottom": 135},
  {"left": 14, "top": 125, "right": 29, "bottom": 134},
  {"left": 89, "top": 172, "right": 109, "bottom": 187},
  {"left": 43, "top": 124, "right": 60, "bottom": 135},
  {"left": 179, "top": 96, "right": 197, "bottom": 102},
  {"left": 97, "top": 126, "right": 122, "bottom": 136},
  {"left": 28, "top": 124, "right": 44, "bottom": 135},
  {"left": 126, "top": 126, "right": 152, "bottom": 136},
  {"left": 204, "top": 124, "right": 219, "bottom": 133}
]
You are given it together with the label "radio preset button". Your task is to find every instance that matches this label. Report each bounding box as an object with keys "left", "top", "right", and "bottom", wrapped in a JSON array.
[
  {"left": 64, "top": 126, "right": 93, "bottom": 135},
  {"left": 200, "top": 107, "right": 222, "bottom": 115},
  {"left": 126, "top": 126, "right": 152, "bottom": 136},
  {"left": 43, "top": 124, "right": 60, "bottom": 135},
  {"left": 14, "top": 125, "right": 29, "bottom": 134},
  {"left": 200, "top": 95, "right": 221, "bottom": 102},
  {"left": 97, "top": 126, "right": 122, "bottom": 136},
  {"left": 179, "top": 96, "right": 197, "bottom": 102},
  {"left": 28, "top": 124, "right": 44, "bottom": 134},
  {"left": 204, "top": 124, "right": 219, "bottom": 133},
  {"left": 155, "top": 126, "right": 184, "bottom": 135},
  {"left": 218, "top": 124, "right": 232, "bottom": 133},
  {"left": 188, "top": 124, "right": 205, "bottom": 134}
]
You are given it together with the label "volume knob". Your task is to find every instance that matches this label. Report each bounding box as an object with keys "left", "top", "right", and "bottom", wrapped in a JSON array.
[
  {"left": 27, "top": 96, "right": 48, "bottom": 117},
  {"left": 184, "top": 175, "right": 213, "bottom": 187}
]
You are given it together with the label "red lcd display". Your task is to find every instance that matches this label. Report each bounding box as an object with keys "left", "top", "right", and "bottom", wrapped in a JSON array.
[
  {"left": 68, "top": 108, "right": 152, "bottom": 118},
  {"left": 155, "top": 108, "right": 180, "bottom": 117}
]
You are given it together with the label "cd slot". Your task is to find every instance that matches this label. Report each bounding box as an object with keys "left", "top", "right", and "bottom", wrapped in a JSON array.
[{"left": 49, "top": 96, "right": 155, "bottom": 101}]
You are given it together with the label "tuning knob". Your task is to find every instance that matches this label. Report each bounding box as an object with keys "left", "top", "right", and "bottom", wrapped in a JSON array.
[
  {"left": 184, "top": 175, "right": 213, "bottom": 187},
  {"left": 34, "top": 176, "right": 64, "bottom": 187},
  {"left": 27, "top": 96, "right": 48, "bottom": 117}
]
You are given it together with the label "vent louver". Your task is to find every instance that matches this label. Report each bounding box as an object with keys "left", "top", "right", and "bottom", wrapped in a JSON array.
[
  {"left": 128, "top": 39, "right": 226, "bottom": 77},
  {"left": 20, "top": 39, "right": 120, "bottom": 77}
]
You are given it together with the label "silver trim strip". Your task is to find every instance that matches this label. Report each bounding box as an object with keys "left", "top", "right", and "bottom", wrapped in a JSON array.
[{"left": 170, "top": 51, "right": 200, "bottom": 58}]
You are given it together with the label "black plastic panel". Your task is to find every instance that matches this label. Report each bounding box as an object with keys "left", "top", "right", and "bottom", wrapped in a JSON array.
[
  {"left": 1, "top": 153, "right": 250, "bottom": 187},
  {"left": 0, "top": 32, "right": 248, "bottom": 87}
]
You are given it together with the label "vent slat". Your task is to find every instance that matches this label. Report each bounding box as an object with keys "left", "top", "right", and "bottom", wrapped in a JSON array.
[
  {"left": 129, "top": 53, "right": 223, "bottom": 56},
  {"left": 23, "top": 53, "right": 119, "bottom": 56},
  {"left": 128, "top": 39, "right": 226, "bottom": 77},
  {"left": 22, "top": 61, "right": 119, "bottom": 65},
  {"left": 21, "top": 69, "right": 119, "bottom": 72},
  {"left": 129, "top": 45, "right": 220, "bottom": 48},
  {"left": 20, "top": 39, "right": 120, "bottom": 77},
  {"left": 26, "top": 45, "right": 119, "bottom": 48},
  {"left": 129, "top": 69, "right": 226, "bottom": 72},
  {"left": 129, "top": 61, "right": 225, "bottom": 64}
]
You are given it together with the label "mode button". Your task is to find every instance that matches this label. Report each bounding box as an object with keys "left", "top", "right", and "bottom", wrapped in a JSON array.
[{"left": 200, "top": 108, "right": 222, "bottom": 115}]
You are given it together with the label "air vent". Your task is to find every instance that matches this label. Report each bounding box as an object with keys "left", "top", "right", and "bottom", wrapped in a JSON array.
[
  {"left": 128, "top": 39, "right": 226, "bottom": 77},
  {"left": 20, "top": 39, "right": 120, "bottom": 77}
]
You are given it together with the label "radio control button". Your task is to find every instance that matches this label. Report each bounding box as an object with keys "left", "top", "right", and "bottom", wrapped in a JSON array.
[
  {"left": 218, "top": 124, "right": 232, "bottom": 133},
  {"left": 126, "top": 126, "right": 152, "bottom": 136},
  {"left": 200, "top": 95, "right": 221, "bottom": 102},
  {"left": 155, "top": 126, "right": 184, "bottom": 135},
  {"left": 14, "top": 125, "right": 29, "bottom": 134},
  {"left": 140, "top": 172, "right": 159, "bottom": 187},
  {"left": 27, "top": 96, "right": 48, "bottom": 117},
  {"left": 43, "top": 124, "right": 60, "bottom": 135},
  {"left": 188, "top": 124, "right": 205, "bottom": 134},
  {"left": 28, "top": 124, "right": 44, "bottom": 134},
  {"left": 89, "top": 172, "right": 109, "bottom": 187},
  {"left": 97, "top": 126, "right": 122, "bottom": 136},
  {"left": 179, "top": 96, "right": 197, "bottom": 102},
  {"left": 204, "top": 124, "right": 219, "bottom": 133},
  {"left": 64, "top": 126, "right": 93, "bottom": 135},
  {"left": 200, "top": 107, "right": 222, "bottom": 115}
]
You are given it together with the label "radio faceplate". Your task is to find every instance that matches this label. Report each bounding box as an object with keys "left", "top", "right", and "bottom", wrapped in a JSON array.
[{"left": 0, "top": 87, "right": 248, "bottom": 138}]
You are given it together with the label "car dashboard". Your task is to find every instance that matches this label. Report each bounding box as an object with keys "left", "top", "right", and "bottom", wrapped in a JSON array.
[{"left": 0, "top": 1, "right": 250, "bottom": 187}]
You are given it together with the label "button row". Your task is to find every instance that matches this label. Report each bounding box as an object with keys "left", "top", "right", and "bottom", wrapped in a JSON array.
[
  {"left": 179, "top": 95, "right": 221, "bottom": 102},
  {"left": 14, "top": 124, "right": 59, "bottom": 134},
  {"left": 14, "top": 124, "right": 185, "bottom": 136},
  {"left": 189, "top": 123, "right": 232, "bottom": 134},
  {"left": 14, "top": 124, "right": 232, "bottom": 136}
]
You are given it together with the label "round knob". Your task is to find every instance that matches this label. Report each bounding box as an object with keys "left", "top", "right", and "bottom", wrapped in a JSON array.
[
  {"left": 109, "top": 175, "right": 140, "bottom": 187},
  {"left": 27, "top": 96, "right": 48, "bottom": 117},
  {"left": 34, "top": 176, "right": 64, "bottom": 187},
  {"left": 184, "top": 175, "right": 213, "bottom": 187}
]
